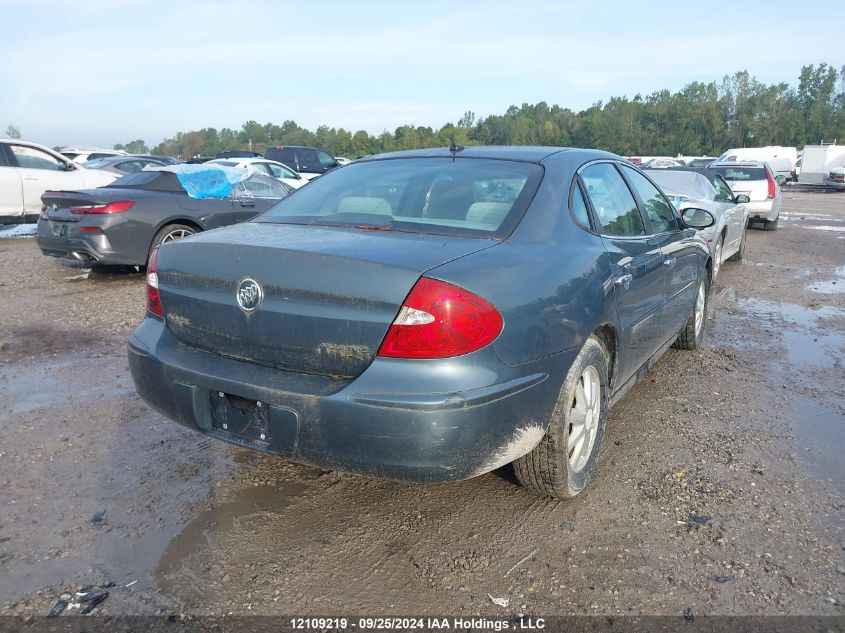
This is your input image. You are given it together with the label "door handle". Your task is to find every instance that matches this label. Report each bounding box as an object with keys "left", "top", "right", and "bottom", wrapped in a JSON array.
[
  {"left": 23, "top": 176, "right": 39, "bottom": 181},
  {"left": 614, "top": 273, "right": 633, "bottom": 287},
  {"left": 663, "top": 257, "right": 676, "bottom": 266}
]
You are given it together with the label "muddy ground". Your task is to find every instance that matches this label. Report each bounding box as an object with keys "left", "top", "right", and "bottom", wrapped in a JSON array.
[{"left": 0, "top": 191, "right": 843, "bottom": 619}]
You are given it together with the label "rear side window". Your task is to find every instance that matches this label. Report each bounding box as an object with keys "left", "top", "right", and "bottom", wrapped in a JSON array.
[
  {"left": 581, "top": 163, "right": 645, "bottom": 237},
  {"left": 256, "top": 157, "right": 542, "bottom": 238},
  {"left": 265, "top": 148, "right": 295, "bottom": 166},
  {"left": 709, "top": 166, "right": 766, "bottom": 181},
  {"left": 570, "top": 185, "right": 591, "bottom": 228},
  {"left": 620, "top": 166, "right": 677, "bottom": 234}
]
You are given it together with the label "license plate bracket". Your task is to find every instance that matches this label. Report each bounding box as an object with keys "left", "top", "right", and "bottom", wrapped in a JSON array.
[
  {"left": 49, "top": 221, "right": 67, "bottom": 238},
  {"left": 210, "top": 392, "right": 270, "bottom": 443}
]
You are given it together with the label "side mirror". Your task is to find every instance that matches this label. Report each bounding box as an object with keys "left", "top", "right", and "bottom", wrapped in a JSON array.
[
  {"left": 62, "top": 162, "right": 76, "bottom": 171},
  {"left": 775, "top": 175, "right": 787, "bottom": 186},
  {"left": 734, "top": 194, "right": 751, "bottom": 204},
  {"left": 681, "top": 207, "right": 716, "bottom": 229}
]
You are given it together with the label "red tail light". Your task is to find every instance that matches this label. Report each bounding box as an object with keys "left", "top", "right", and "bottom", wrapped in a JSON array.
[
  {"left": 765, "top": 167, "right": 776, "bottom": 199},
  {"left": 377, "top": 278, "right": 503, "bottom": 359},
  {"left": 70, "top": 200, "right": 135, "bottom": 214},
  {"left": 146, "top": 248, "right": 164, "bottom": 318}
]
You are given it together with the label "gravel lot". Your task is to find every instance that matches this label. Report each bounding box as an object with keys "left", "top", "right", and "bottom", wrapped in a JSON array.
[{"left": 0, "top": 191, "right": 843, "bottom": 619}]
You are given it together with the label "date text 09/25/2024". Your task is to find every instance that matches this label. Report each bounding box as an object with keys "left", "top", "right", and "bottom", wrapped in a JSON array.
[{"left": 289, "top": 617, "right": 546, "bottom": 630}]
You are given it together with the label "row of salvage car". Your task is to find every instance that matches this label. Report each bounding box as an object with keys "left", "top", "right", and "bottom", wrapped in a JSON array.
[{"left": 28, "top": 144, "right": 785, "bottom": 499}]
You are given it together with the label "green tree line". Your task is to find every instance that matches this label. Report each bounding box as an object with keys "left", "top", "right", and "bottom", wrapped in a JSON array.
[{"left": 117, "top": 63, "right": 845, "bottom": 159}]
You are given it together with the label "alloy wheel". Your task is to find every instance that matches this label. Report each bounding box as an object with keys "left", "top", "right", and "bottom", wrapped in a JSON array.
[
  {"left": 568, "top": 366, "right": 601, "bottom": 472},
  {"left": 694, "top": 280, "right": 706, "bottom": 338},
  {"left": 161, "top": 228, "right": 194, "bottom": 243},
  {"left": 713, "top": 238, "right": 722, "bottom": 279}
]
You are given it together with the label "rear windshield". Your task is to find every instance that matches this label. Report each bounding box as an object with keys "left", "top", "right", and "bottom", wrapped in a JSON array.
[
  {"left": 708, "top": 166, "right": 766, "bottom": 181},
  {"left": 255, "top": 157, "right": 542, "bottom": 238},
  {"left": 106, "top": 171, "right": 185, "bottom": 192}
]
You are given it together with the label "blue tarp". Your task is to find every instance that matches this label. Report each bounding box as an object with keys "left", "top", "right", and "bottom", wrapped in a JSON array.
[{"left": 157, "top": 164, "right": 245, "bottom": 199}]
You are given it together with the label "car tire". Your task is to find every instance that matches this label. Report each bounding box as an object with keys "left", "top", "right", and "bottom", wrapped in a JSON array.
[
  {"left": 673, "top": 273, "right": 709, "bottom": 351},
  {"left": 149, "top": 223, "right": 198, "bottom": 261},
  {"left": 712, "top": 235, "right": 724, "bottom": 280},
  {"left": 727, "top": 228, "right": 747, "bottom": 261},
  {"left": 764, "top": 215, "right": 779, "bottom": 231},
  {"left": 513, "top": 336, "right": 609, "bottom": 498}
]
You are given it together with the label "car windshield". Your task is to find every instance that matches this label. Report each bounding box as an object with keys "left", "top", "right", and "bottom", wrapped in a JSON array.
[
  {"left": 709, "top": 166, "right": 766, "bottom": 181},
  {"left": 255, "top": 157, "right": 543, "bottom": 238},
  {"left": 82, "top": 158, "right": 112, "bottom": 169}
]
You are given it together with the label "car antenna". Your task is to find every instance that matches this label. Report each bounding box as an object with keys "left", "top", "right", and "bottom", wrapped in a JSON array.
[{"left": 449, "top": 135, "right": 464, "bottom": 159}]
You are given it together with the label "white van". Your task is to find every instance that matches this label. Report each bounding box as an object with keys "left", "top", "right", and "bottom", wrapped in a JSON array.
[
  {"left": 798, "top": 144, "right": 845, "bottom": 185},
  {"left": 717, "top": 146, "right": 798, "bottom": 181}
]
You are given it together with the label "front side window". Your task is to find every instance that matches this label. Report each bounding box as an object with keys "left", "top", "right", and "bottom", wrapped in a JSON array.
[
  {"left": 620, "top": 166, "right": 677, "bottom": 234},
  {"left": 317, "top": 150, "right": 336, "bottom": 167},
  {"left": 256, "top": 157, "right": 542, "bottom": 238},
  {"left": 237, "top": 174, "right": 288, "bottom": 198},
  {"left": 580, "top": 163, "right": 645, "bottom": 237},
  {"left": 712, "top": 176, "right": 734, "bottom": 202},
  {"left": 11, "top": 145, "right": 63, "bottom": 171}
]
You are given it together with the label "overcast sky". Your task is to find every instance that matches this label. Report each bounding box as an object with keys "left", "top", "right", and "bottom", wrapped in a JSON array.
[{"left": 1, "top": 0, "right": 842, "bottom": 149}]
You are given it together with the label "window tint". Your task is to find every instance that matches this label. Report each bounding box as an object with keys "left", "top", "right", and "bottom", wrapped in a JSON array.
[
  {"left": 0, "top": 146, "right": 9, "bottom": 167},
  {"left": 10, "top": 145, "right": 63, "bottom": 171},
  {"left": 570, "top": 184, "right": 590, "bottom": 227},
  {"left": 580, "top": 163, "right": 645, "bottom": 237},
  {"left": 295, "top": 149, "right": 320, "bottom": 172},
  {"left": 257, "top": 157, "right": 542, "bottom": 238},
  {"left": 712, "top": 176, "right": 734, "bottom": 202},
  {"left": 621, "top": 166, "right": 677, "bottom": 234}
]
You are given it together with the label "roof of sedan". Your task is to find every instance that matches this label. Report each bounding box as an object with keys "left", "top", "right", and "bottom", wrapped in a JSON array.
[{"left": 361, "top": 146, "right": 604, "bottom": 163}]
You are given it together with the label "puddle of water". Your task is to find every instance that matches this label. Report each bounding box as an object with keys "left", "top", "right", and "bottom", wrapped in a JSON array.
[
  {"left": 806, "top": 266, "right": 845, "bottom": 294},
  {"left": 802, "top": 225, "right": 845, "bottom": 232},
  {"left": 156, "top": 482, "right": 306, "bottom": 600},
  {"left": 709, "top": 293, "right": 845, "bottom": 489},
  {"left": 788, "top": 397, "right": 845, "bottom": 485}
]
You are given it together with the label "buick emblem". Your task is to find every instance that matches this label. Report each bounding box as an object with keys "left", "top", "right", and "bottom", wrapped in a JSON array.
[{"left": 236, "top": 278, "right": 263, "bottom": 313}]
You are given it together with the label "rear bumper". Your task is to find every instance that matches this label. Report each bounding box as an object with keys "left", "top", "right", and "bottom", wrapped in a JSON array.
[
  {"left": 745, "top": 200, "right": 777, "bottom": 221},
  {"left": 36, "top": 218, "right": 136, "bottom": 265},
  {"left": 823, "top": 177, "right": 845, "bottom": 190},
  {"left": 128, "top": 317, "right": 571, "bottom": 482}
]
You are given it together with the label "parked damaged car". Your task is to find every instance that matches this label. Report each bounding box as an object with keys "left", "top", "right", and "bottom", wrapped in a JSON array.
[
  {"left": 37, "top": 166, "right": 293, "bottom": 266},
  {"left": 129, "top": 147, "right": 716, "bottom": 498},
  {"left": 644, "top": 168, "right": 749, "bottom": 279}
]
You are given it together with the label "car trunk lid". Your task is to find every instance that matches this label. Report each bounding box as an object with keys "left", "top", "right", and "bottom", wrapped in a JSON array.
[{"left": 156, "top": 222, "right": 499, "bottom": 377}]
